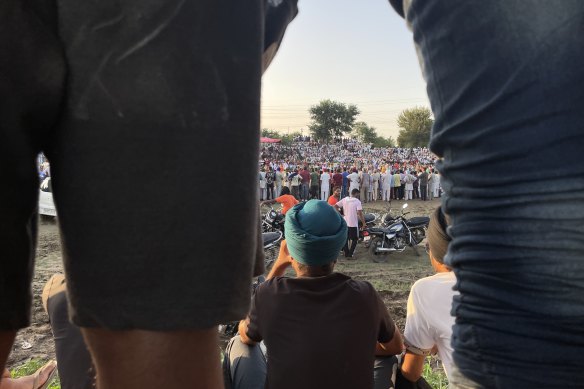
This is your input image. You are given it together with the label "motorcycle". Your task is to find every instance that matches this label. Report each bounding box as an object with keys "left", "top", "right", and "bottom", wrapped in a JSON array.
[
  {"left": 367, "top": 204, "right": 429, "bottom": 263},
  {"left": 359, "top": 212, "right": 379, "bottom": 247},
  {"left": 379, "top": 204, "right": 429, "bottom": 246},
  {"left": 263, "top": 206, "right": 285, "bottom": 233}
]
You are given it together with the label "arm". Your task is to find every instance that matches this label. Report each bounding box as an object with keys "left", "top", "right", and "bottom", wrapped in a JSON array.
[
  {"left": 260, "top": 199, "right": 277, "bottom": 206},
  {"left": 238, "top": 317, "right": 257, "bottom": 346},
  {"left": 401, "top": 352, "right": 426, "bottom": 382},
  {"left": 375, "top": 323, "right": 404, "bottom": 356},
  {"left": 357, "top": 210, "right": 366, "bottom": 228},
  {"left": 266, "top": 239, "right": 293, "bottom": 279}
]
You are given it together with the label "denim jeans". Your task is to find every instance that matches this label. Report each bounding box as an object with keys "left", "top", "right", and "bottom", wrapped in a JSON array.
[
  {"left": 404, "top": 1, "right": 584, "bottom": 387},
  {"left": 224, "top": 336, "right": 397, "bottom": 389}
]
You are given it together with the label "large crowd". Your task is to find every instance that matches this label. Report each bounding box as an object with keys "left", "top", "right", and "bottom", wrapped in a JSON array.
[
  {"left": 260, "top": 138, "right": 437, "bottom": 171},
  {"left": 259, "top": 139, "right": 440, "bottom": 202}
]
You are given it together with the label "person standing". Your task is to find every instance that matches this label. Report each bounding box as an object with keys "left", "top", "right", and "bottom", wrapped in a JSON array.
[
  {"left": 341, "top": 167, "right": 350, "bottom": 198},
  {"left": 289, "top": 169, "right": 301, "bottom": 200},
  {"left": 265, "top": 167, "right": 275, "bottom": 200},
  {"left": 371, "top": 170, "right": 381, "bottom": 201},
  {"left": 335, "top": 189, "right": 367, "bottom": 259},
  {"left": 320, "top": 168, "right": 331, "bottom": 201},
  {"left": 259, "top": 169, "right": 267, "bottom": 201},
  {"left": 348, "top": 168, "right": 360, "bottom": 193},
  {"left": 299, "top": 166, "right": 310, "bottom": 201},
  {"left": 412, "top": 172, "right": 419, "bottom": 200},
  {"left": 332, "top": 168, "right": 344, "bottom": 196},
  {"left": 403, "top": 171, "right": 415, "bottom": 201},
  {"left": 360, "top": 169, "right": 371, "bottom": 203},
  {"left": 418, "top": 170, "right": 428, "bottom": 201},
  {"left": 392, "top": 171, "right": 401, "bottom": 200},
  {"left": 381, "top": 170, "right": 392, "bottom": 202},
  {"left": 427, "top": 169, "right": 435, "bottom": 200},
  {"left": 399, "top": 170, "right": 406, "bottom": 200},
  {"left": 433, "top": 170, "right": 441, "bottom": 198},
  {"left": 275, "top": 167, "right": 283, "bottom": 197},
  {"left": 309, "top": 168, "right": 320, "bottom": 199}
]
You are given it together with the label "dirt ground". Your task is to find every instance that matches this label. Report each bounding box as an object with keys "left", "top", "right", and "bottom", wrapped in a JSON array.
[{"left": 6, "top": 198, "right": 442, "bottom": 369}]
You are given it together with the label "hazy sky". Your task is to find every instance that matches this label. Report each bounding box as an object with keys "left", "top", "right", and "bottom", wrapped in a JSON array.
[{"left": 260, "top": 0, "right": 430, "bottom": 140}]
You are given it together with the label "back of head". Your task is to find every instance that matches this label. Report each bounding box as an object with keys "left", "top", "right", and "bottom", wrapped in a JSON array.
[
  {"left": 285, "top": 200, "right": 347, "bottom": 266},
  {"left": 427, "top": 206, "right": 452, "bottom": 263}
]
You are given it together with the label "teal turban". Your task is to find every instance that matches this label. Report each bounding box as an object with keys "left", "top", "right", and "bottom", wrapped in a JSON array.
[{"left": 284, "top": 200, "right": 347, "bottom": 266}]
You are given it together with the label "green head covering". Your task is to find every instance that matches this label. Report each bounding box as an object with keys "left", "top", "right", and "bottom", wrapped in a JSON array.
[{"left": 285, "top": 200, "right": 347, "bottom": 266}]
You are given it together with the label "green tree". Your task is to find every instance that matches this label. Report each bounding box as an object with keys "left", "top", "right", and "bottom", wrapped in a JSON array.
[
  {"left": 396, "top": 106, "right": 433, "bottom": 147},
  {"left": 308, "top": 100, "right": 360, "bottom": 142},
  {"left": 373, "top": 136, "right": 396, "bottom": 148},
  {"left": 353, "top": 122, "right": 378, "bottom": 144},
  {"left": 261, "top": 128, "right": 281, "bottom": 139},
  {"left": 280, "top": 131, "right": 302, "bottom": 146}
]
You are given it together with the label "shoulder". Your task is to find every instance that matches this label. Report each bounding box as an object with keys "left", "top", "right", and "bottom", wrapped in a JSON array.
[{"left": 411, "top": 273, "right": 456, "bottom": 296}]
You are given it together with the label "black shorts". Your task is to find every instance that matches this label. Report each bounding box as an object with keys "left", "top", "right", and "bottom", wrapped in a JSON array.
[{"left": 0, "top": 0, "right": 299, "bottom": 330}]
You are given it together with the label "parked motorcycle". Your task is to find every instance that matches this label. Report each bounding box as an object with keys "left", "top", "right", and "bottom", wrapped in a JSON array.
[
  {"left": 263, "top": 206, "right": 285, "bottom": 233},
  {"left": 379, "top": 205, "right": 429, "bottom": 246},
  {"left": 359, "top": 212, "right": 379, "bottom": 246},
  {"left": 367, "top": 204, "right": 429, "bottom": 263}
]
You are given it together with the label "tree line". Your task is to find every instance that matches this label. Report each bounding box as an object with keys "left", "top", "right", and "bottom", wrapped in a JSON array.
[{"left": 262, "top": 99, "right": 433, "bottom": 148}]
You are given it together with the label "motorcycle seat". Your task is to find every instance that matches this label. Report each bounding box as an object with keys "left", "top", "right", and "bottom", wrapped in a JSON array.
[
  {"left": 262, "top": 232, "right": 281, "bottom": 246},
  {"left": 368, "top": 227, "right": 391, "bottom": 234},
  {"left": 364, "top": 214, "right": 376, "bottom": 223},
  {"left": 408, "top": 216, "right": 430, "bottom": 226}
]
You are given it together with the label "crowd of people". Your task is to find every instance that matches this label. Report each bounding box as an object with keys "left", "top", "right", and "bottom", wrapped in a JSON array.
[
  {"left": 260, "top": 139, "right": 438, "bottom": 172},
  {"left": 258, "top": 140, "right": 442, "bottom": 202}
]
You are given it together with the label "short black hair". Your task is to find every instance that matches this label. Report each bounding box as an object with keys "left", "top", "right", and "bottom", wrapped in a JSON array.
[
  {"left": 351, "top": 188, "right": 360, "bottom": 196},
  {"left": 281, "top": 187, "right": 290, "bottom": 195},
  {"left": 296, "top": 261, "right": 335, "bottom": 276}
]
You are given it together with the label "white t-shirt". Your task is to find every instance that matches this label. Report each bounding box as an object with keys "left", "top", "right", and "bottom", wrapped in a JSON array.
[
  {"left": 404, "top": 272, "right": 458, "bottom": 379},
  {"left": 320, "top": 172, "right": 331, "bottom": 187},
  {"left": 335, "top": 196, "right": 362, "bottom": 228},
  {"left": 347, "top": 172, "right": 360, "bottom": 189}
]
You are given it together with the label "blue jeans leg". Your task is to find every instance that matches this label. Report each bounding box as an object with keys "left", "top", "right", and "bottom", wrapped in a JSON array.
[
  {"left": 223, "top": 336, "right": 266, "bottom": 389},
  {"left": 405, "top": 0, "right": 584, "bottom": 387}
]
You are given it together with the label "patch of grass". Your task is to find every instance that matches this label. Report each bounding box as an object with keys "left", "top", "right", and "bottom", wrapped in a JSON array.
[
  {"left": 422, "top": 357, "right": 448, "bottom": 389},
  {"left": 10, "top": 359, "right": 60, "bottom": 389}
]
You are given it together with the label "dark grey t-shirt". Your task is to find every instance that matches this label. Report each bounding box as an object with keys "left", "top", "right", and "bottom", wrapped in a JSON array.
[{"left": 246, "top": 273, "right": 395, "bottom": 389}]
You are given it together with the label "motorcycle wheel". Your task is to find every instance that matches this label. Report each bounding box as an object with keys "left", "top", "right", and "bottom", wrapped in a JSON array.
[
  {"left": 411, "top": 227, "right": 426, "bottom": 245},
  {"left": 369, "top": 237, "right": 389, "bottom": 263}
]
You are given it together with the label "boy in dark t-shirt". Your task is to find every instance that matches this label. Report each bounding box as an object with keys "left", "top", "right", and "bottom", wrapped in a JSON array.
[{"left": 225, "top": 200, "right": 403, "bottom": 389}]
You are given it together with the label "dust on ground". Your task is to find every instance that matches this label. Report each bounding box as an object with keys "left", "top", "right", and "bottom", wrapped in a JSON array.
[{"left": 7, "top": 198, "right": 442, "bottom": 368}]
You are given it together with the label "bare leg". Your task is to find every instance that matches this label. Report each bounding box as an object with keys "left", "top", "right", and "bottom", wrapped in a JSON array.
[
  {"left": 0, "top": 332, "right": 15, "bottom": 377},
  {"left": 82, "top": 327, "right": 222, "bottom": 389}
]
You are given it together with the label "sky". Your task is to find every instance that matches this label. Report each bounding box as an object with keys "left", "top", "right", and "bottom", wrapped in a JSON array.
[{"left": 261, "top": 0, "right": 430, "bottom": 140}]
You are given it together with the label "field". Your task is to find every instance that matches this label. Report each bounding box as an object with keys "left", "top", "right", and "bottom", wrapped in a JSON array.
[{"left": 6, "top": 198, "right": 444, "bottom": 384}]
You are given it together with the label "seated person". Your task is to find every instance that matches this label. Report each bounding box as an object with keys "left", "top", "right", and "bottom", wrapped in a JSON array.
[
  {"left": 41, "top": 275, "right": 93, "bottom": 389},
  {"left": 401, "top": 206, "right": 457, "bottom": 382},
  {"left": 224, "top": 200, "right": 404, "bottom": 389},
  {"left": 260, "top": 186, "right": 298, "bottom": 215},
  {"left": 1, "top": 361, "right": 56, "bottom": 389}
]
